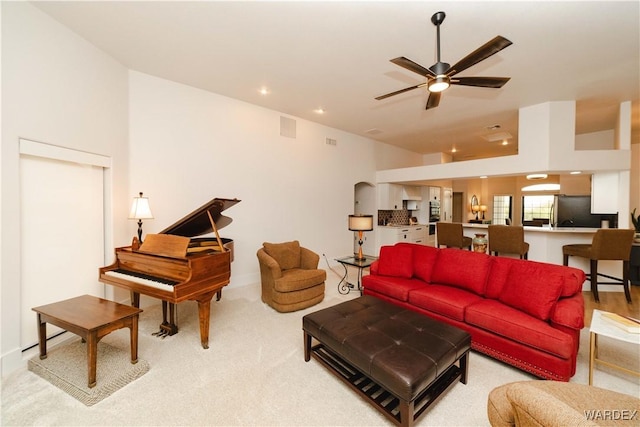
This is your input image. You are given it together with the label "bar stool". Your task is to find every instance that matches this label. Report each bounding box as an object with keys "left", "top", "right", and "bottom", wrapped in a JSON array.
[
  {"left": 436, "top": 222, "right": 472, "bottom": 250},
  {"left": 488, "top": 225, "right": 529, "bottom": 259},
  {"left": 562, "top": 229, "right": 635, "bottom": 303}
]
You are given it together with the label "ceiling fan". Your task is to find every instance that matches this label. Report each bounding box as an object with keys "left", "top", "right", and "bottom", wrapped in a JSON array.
[{"left": 375, "top": 11, "right": 513, "bottom": 110}]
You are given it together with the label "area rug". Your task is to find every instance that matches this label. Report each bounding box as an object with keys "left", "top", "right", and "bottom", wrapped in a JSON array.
[{"left": 27, "top": 339, "right": 150, "bottom": 406}]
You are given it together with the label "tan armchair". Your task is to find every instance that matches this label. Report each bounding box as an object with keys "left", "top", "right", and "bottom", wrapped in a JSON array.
[
  {"left": 488, "top": 381, "right": 640, "bottom": 427},
  {"left": 436, "top": 222, "right": 472, "bottom": 250},
  {"left": 257, "top": 240, "right": 326, "bottom": 312},
  {"left": 488, "top": 225, "right": 530, "bottom": 259}
]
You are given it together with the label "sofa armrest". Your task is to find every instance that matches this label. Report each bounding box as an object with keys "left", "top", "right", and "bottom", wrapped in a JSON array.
[
  {"left": 257, "top": 248, "right": 283, "bottom": 279},
  {"left": 300, "top": 247, "right": 320, "bottom": 269},
  {"left": 549, "top": 293, "right": 585, "bottom": 330},
  {"left": 369, "top": 260, "right": 379, "bottom": 275}
]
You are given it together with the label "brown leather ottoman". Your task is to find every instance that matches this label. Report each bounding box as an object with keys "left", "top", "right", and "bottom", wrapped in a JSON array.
[{"left": 303, "top": 295, "right": 471, "bottom": 427}]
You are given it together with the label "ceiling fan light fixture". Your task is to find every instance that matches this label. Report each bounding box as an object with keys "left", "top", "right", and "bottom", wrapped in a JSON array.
[{"left": 428, "top": 75, "right": 450, "bottom": 93}]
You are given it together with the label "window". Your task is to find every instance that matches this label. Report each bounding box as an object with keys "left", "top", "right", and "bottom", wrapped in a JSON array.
[
  {"left": 493, "top": 195, "right": 512, "bottom": 225},
  {"left": 522, "top": 195, "right": 554, "bottom": 223}
]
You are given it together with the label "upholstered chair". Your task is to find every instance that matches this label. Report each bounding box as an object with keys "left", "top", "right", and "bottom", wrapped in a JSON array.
[
  {"left": 487, "top": 381, "right": 640, "bottom": 427},
  {"left": 257, "top": 240, "right": 326, "bottom": 312},
  {"left": 562, "top": 229, "right": 635, "bottom": 303},
  {"left": 488, "top": 225, "right": 530, "bottom": 259},
  {"left": 436, "top": 222, "right": 472, "bottom": 250}
]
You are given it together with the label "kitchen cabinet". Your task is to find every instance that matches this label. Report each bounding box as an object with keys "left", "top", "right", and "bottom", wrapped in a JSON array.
[
  {"left": 428, "top": 186, "right": 441, "bottom": 202},
  {"left": 378, "top": 183, "right": 403, "bottom": 210},
  {"left": 377, "top": 225, "right": 428, "bottom": 250},
  {"left": 441, "top": 187, "right": 452, "bottom": 222},
  {"left": 591, "top": 172, "right": 618, "bottom": 214},
  {"left": 410, "top": 226, "right": 428, "bottom": 244}
]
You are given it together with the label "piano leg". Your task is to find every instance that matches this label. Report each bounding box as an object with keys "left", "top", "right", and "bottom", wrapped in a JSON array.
[
  {"left": 216, "top": 290, "right": 222, "bottom": 301},
  {"left": 196, "top": 291, "right": 217, "bottom": 349},
  {"left": 131, "top": 291, "right": 140, "bottom": 308}
]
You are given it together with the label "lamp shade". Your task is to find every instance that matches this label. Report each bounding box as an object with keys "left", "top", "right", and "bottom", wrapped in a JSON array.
[
  {"left": 471, "top": 205, "right": 480, "bottom": 213},
  {"left": 128, "top": 192, "right": 154, "bottom": 219},
  {"left": 480, "top": 205, "right": 488, "bottom": 212},
  {"left": 348, "top": 214, "right": 373, "bottom": 231}
]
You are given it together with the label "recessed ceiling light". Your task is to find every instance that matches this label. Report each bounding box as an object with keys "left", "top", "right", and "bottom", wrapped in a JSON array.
[
  {"left": 451, "top": 148, "right": 457, "bottom": 153},
  {"left": 259, "top": 87, "right": 269, "bottom": 95},
  {"left": 501, "top": 140, "right": 508, "bottom": 146},
  {"left": 480, "top": 175, "right": 488, "bottom": 179},
  {"left": 482, "top": 131, "right": 512, "bottom": 142},
  {"left": 314, "top": 108, "right": 325, "bottom": 114},
  {"left": 570, "top": 171, "right": 582, "bottom": 175}
]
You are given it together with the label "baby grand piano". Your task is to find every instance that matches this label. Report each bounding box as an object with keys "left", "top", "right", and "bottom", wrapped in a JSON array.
[{"left": 99, "top": 197, "right": 240, "bottom": 349}]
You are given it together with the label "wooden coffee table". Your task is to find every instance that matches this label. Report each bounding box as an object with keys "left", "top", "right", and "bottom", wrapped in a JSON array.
[{"left": 32, "top": 294, "right": 143, "bottom": 388}]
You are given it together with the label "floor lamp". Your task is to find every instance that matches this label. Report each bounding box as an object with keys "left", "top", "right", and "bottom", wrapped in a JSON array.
[{"left": 349, "top": 214, "right": 373, "bottom": 260}]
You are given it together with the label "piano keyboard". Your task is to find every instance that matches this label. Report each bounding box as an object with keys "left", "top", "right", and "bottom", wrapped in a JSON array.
[{"left": 104, "top": 269, "right": 179, "bottom": 292}]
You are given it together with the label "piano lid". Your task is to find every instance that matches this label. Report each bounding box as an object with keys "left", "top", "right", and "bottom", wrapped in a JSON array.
[{"left": 160, "top": 197, "right": 240, "bottom": 237}]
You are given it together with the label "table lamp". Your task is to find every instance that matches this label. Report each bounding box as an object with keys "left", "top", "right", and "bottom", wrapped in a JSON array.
[
  {"left": 480, "top": 205, "right": 487, "bottom": 220},
  {"left": 128, "top": 192, "right": 154, "bottom": 243},
  {"left": 472, "top": 204, "right": 480, "bottom": 220},
  {"left": 349, "top": 214, "right": 373, "bottom": 260}
]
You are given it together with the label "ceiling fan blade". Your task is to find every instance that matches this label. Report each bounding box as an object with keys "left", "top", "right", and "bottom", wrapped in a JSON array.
[
  {"left": 426, "top": 92, "right": 441, "bottom": 110},
  {"left": 390, "top": 57, "right": 436, "bottom": 78},
  {"left": 451, "top": 76, "right": 511, "bottom": 88},
  {"left": 446, "top": 36, "right": 512, "bottom": 76},
  {"left": 375, "top": 83, "right": 425, "bottom": 100}
]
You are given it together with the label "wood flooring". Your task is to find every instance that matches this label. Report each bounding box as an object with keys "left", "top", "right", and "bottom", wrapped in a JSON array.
[{"left": 583, "top": 285, "right": 640, "bottom": 326}]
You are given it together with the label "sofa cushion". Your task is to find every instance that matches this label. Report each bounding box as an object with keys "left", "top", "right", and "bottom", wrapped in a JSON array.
[
  {"left": 377, "top": 245, "right": 413, "bottom": 279},
  {"left": 275, "top": 268, "right": 326, "bottom": 292},
  {"left": 263, "top": 240, "right": 301, "bottom": 270},
  {"left": 499, "top": 262, "right": 563, "bottom": 321},
  {"left": 484, "top": 256, "right": 513, "bottom": 300},
  {"left": 361, "top": 275, "right": 426, "bottom": 302},
  {"left": 409, "top": 285, "right": 484, "bottom": 322},
  {"left": 466, "top": 300, "right": 574, "bottom": 359},
  {"left": 398, "top": 243, "right": 439, "bottom": 283},
  {"left": 430, "top": 248, "right": 492, "bottom": 296}
]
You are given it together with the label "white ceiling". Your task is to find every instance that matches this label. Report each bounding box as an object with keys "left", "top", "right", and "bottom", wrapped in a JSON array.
[{"left": 33, "top": 1, "right": 640, "bottom": 161}]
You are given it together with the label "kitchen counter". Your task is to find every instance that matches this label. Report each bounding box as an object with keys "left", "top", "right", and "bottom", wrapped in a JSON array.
[
  {"left": 463, "top": 223, "right": 601, "bottom": 233},
  {"left": 378, "top": 224, "right": 428, "bottom": 229}
]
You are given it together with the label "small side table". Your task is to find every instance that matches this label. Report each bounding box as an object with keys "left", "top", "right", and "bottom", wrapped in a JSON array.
[
  {"left": 589, "top": 309, "right": 640, "bottom": 385},
  {"left": 32, "top": 294, "right": 143, "bottom": 388},
  {"left": 336, "top": 255, "right": 377, "bottom": 295}
]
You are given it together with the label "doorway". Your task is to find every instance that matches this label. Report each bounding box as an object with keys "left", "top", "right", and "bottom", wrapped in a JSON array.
[
  {"left": 453, "top": 192, "right": 464, "bottom": 223},
  {"left": 19, "top": 140, "right": 108, "bottom": 349}
]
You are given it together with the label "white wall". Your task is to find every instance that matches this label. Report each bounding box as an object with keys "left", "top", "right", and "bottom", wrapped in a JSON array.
[
  {"left": 128, "top": 72, "right": 421, "bottom": 287},
  {"left": 1, "top": 2, "right": 129, "bottom": 375}
]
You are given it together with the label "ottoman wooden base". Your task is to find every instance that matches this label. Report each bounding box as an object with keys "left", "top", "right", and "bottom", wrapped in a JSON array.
[{"left": 303, "top": 295, "right": 471, "bottom": 427}]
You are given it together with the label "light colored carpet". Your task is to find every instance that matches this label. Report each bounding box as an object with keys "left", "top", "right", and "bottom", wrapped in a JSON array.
[
  {"left": 2, "top": 274, "right": 639, "bottom": 426},
  {"left": 27, "top": 340, "right": 150, "bottom": 406}
]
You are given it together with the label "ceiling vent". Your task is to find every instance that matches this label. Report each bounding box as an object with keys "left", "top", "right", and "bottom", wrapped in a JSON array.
[{"left": 365, "top": 128, "right": 383, "bottom": 135}]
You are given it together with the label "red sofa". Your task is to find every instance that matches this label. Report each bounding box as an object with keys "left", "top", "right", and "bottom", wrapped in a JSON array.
[{"left": 361, "top": 242, "right": 586, "bottom": 381}]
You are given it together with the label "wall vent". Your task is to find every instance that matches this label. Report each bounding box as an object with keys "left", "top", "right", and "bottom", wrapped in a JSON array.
[
  {"left": 325, "top": 138, "right": 337, "bottom": 146},
  {"left": 280, "top": 116, "right": 296, "bottom": 138}
]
